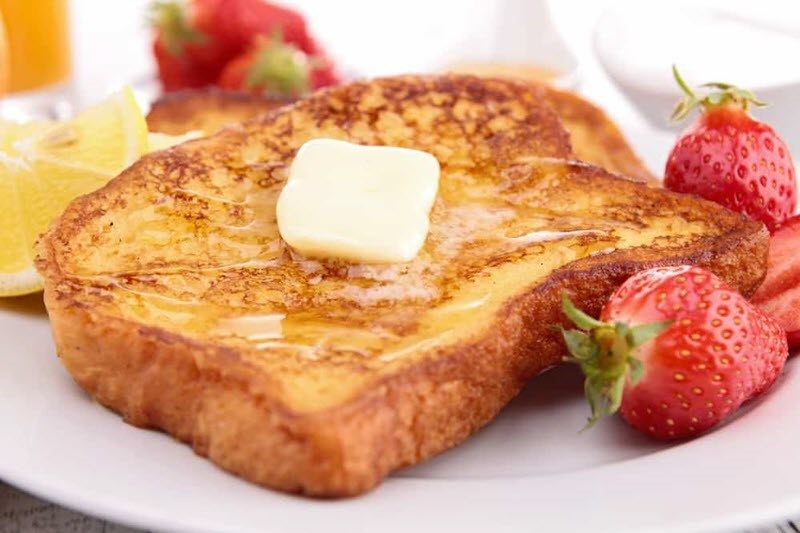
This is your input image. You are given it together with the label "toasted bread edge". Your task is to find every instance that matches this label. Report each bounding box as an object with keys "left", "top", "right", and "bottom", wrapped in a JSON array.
[
  {"left": 146, "top": 86, "right": 657, "bottom": 184},
  {"left": 544, "top": 87, "right": 657, "bottom": 184},
  {"left": 37, "top": 192, "right": 767, "bottom": 497}
]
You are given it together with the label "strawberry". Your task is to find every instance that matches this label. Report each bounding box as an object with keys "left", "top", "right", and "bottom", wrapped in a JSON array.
[
  {"left": 213, "top": 0, "right": 317, "bottom": 56},
  {"left": 309, "top": 59, "right": 341, "bottom": 90},
  {"left": 152, "top": 36, "right": 218, "bottom": 91},
  {"left": 150, "top": 0, "right": 239, "bottom": 91},
  {"left": 305, "top": 35, "right": 341, "bottom": 89},
  {"left": 150, "top": 0, "right": 238, "bottom": 90},
  {"left": 752, "top": 214, "right": 800, "bottom": 349},
  {"left": 560, "top": 265, "right": 788, "bottom": 440},
  {"left": 664, "top": 67, "right": 796, "bottom": 233},
  {"left": 150, "top": 0, "right": 338, "bottom": 92},
  {"left": 217, "top": 33, "right": 337, "bottom": 97}
]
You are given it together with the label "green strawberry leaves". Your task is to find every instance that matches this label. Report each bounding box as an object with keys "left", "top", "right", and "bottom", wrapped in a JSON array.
[
  {"left": 150, "top": 1, "right": 207, "bottom": 57},
  {"left": 558, "top": 293, "right": 671, "bottom": 428},
  {"left": 245, "top": 30, "right": 311, "bottom": 97},
  {"left": 671, "top": 65, "right": 766, "bottom": 121}
]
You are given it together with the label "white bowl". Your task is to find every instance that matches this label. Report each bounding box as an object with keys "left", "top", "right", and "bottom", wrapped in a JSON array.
[{"left": 593, "top": 0, "right": 800, "bottom": 158}]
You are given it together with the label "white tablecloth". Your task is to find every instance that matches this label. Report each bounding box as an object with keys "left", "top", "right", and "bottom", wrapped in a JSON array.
[{"left": 0, "top": 483, "right": 138, "bottom": 533}]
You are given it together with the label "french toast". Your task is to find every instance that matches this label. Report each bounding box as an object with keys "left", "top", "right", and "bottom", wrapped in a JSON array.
[
  {"left": 545, "top": 88, "right": 655, "bottom": 183},
  {"left": 146, "top": 88, "right": 290, "bottom": 135},
  {"left": 145, "top": 86, "right": 655, "bottom": 182},
  {"left": 38, "top": 75, "right": 767, "bottom": 497}
]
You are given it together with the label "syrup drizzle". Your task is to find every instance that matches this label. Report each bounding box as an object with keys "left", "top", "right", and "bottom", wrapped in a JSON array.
[{"left": 62, "top": 158, "right": 715, "bottom": 364}]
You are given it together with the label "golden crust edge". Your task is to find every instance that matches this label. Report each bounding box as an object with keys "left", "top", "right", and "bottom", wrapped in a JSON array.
[
  {"left": 145, "top": 84, "right": 656, "bottom": 184},
  {"left": 37, "top": 214, "right": 768, "bottom": 497},
  {"left": 543, "top": 87, "right": 657, "bottom": 184},
  {"left": 34, "top": 74, "right": 768, "bottom": 497}
]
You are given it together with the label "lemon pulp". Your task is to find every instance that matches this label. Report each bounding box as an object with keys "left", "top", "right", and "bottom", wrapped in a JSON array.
[{"left": 0, "top": 86, "right": 148, "bottom": 296}]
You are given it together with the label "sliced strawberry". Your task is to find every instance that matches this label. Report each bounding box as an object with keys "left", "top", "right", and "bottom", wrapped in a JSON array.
[{"left": 752, "top": 215, "right": 800, "bottom": 348}]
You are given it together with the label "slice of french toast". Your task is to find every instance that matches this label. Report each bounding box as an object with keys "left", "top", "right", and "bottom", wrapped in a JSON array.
[
  {"left": 146, "top": 88, "right": 289, "bottom": 135},
  {"left": 38, "top": 75, "right": 766, "bottom": 497},
  {"left": 145, "top": 85, "right": 655, "bottom": 182},
  {"left": 545, "top": 88, "right": 655, "bottom": 183}
]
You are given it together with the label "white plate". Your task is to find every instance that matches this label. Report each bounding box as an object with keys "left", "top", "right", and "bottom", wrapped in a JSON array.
[{"left": 1, "top": 291, "right": 798, "bottom": 533}]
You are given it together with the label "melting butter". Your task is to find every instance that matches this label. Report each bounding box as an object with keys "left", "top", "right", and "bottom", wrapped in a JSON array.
[
  {"left": 213, "top": 313, "right": 285, "bottom": 341},
  {"left": 276, "top": 138, "right": 440, "bottom": 263}
]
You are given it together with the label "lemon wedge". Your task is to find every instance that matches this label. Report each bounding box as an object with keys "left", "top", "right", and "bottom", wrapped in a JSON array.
[{"left": 0, "top": 86, "right": 148, "bottom": 297}]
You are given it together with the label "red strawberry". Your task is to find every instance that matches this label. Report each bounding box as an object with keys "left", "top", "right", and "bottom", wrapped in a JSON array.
[
  {"left": 560, "top": 265, "right": 788, "bottom": 440},
  {"left": 304, "top": 35, "right": 341, "bottom": 89},
  {"left": 150, "top": 0, "right": 337, "bottom": 93},
  {"left": 152, "top": 36, "right": 218, "bottom": 91},
  {"left": 752, "top": 214, "right": 800, "bottom": 349},
  {"left": 213, "top": 0, "right": 316, "bottom": 55},
  {"left": 217, "top": 33, "right": 337, "bottom": 97},
  {"left": 150, "top": 0, "right": 238, "bottom": 90},
  {"left": 217, "top": 34, "right": 309, "bottom": 97},
  {"left": 309, "top": 59, "right": 341, "bottom": 90},
  {"left": 664, "top": 67, "right": 796, "bottom": 233}
]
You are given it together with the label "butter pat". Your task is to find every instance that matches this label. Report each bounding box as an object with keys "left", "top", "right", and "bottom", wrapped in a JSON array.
[{"left": 276, "top": 138, "right": 440, "bottom": 263}]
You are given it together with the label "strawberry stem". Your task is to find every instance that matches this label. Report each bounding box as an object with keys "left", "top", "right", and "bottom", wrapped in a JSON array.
[
  {"left": 670, "top": 65, "right": 767, "bottom": 122},
  {"left": 561, "top": 292, "right": 605, "bottom": 330},
  {"left": 672, "top": 65, "right": 697, "bottom": 100},
  {"left": 244, "top": 30, "right": 311, "bottom": 97},
  {"left": 149, "top": 0, "right": 206, "bottom": 57},
  {"left": 559, "top": 293, "right": 671, "bottom": 428}
]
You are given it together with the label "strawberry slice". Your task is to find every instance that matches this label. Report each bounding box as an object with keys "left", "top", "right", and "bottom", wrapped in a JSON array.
[{"left": 752, "top": 215, "right": 800, "bottom": 348}]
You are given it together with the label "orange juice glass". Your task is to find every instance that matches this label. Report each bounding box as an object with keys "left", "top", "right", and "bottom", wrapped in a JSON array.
[{"left": 0, "top": 0, "right": 71, "bottom": 96}]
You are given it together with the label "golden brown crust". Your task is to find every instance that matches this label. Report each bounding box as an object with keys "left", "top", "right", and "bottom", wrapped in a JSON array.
[
  {"left": 147, "top": 88, "right": 291, "bottom": 135},
  {"left": 39, "top": 214, "right": 766, "bottom": 496},
  {"left": 544, "top": 87, "right": 657, "bottom": 183},
  {"left": 145, "top": 85, "right": 655, "bottom": 182},
  {"left": 38, "top": 75, "right": 768, "bottom": 497}
]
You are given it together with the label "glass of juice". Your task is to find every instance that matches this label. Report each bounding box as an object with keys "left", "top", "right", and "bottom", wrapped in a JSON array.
[{"left": 0, "top": 0, "right": 72, "bottom": 120}]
